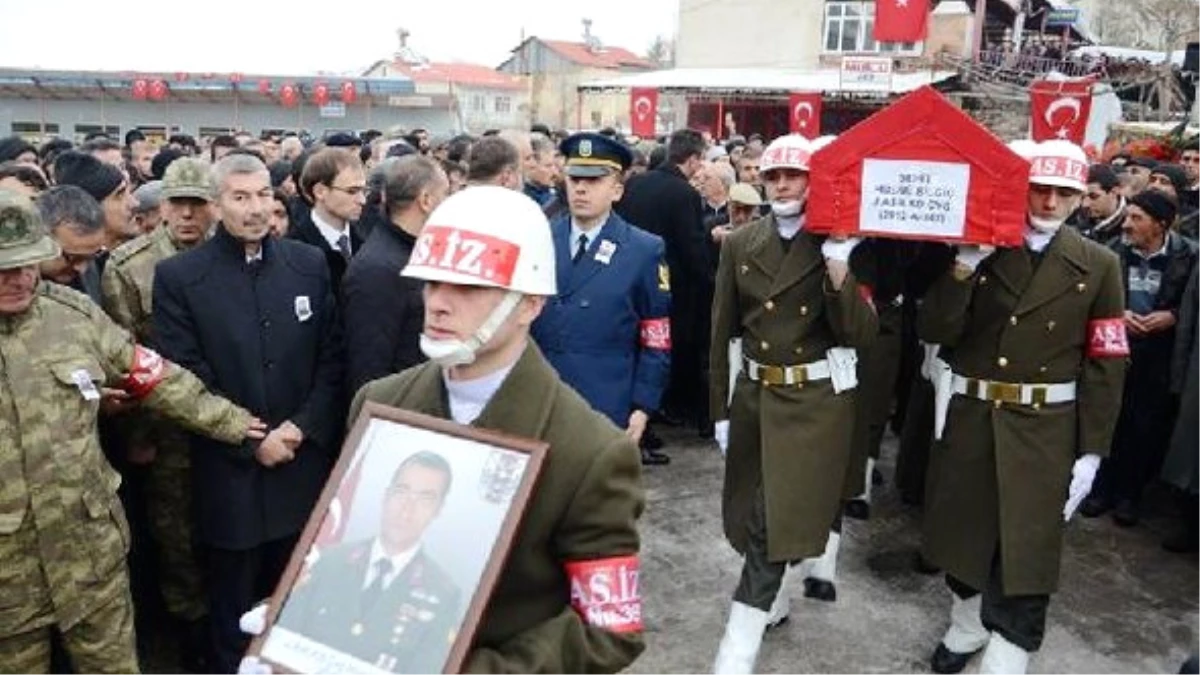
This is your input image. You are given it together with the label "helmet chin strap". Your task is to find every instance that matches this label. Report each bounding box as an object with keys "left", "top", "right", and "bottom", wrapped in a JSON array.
[
  {"left": 1028, "top": 215, "right": 1067, "bottom": 233},
  {"left": 420, "top": 291, "right": 524, "bottom": 368}
]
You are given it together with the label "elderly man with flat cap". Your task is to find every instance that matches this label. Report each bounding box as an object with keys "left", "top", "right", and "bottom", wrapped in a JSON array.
[{"left": 531, "top": 132, "right": 672, "bottom": 466}]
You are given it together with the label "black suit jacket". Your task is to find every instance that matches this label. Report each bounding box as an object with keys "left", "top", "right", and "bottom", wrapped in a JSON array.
[
  {"left": 341, "top": 223, "right": 427, "bottom": 395},
  {"left": 287, "top": 208, "right": 365, "bottom": 294},
  {"left": 280, "top": 541, "right": 461, "bottom": 673},
  {"left": 152, "top": 227, "right": 346, "bottom": 549}
]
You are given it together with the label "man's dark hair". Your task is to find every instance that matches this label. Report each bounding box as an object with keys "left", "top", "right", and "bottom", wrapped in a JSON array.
[
  {"left": 39, "top": 138, "right": 73, "bottom": 162},
  {"left": 82, "top": 131, "right": 110, "bottom": 143},
  {"left": 291, "top": 148, "right": 317, "bottom": 205},
  {"left": 81, "top": 137, "right": 122, "bottom": 156},
  {"left": 386, "top": 141, "right": 417, "bottom": 159},
  {"left": 446, "top": 135, "right": 474, "bottom": 163},
  {"left": 667, "top": 129, "right": 706, "bottom": 165},
  {"left": 37, "top": 184, "right": 104, "bottom": 234},
  {"left": 324, "top": 132, "right": 361, "bottom": 148},
  {"left": 360, "top": 129, "right": 383, "bottom": 145},
  {"left": 530, "top": 123, "right": 552, "bottom": 137},
  {"left": 391, "top": 451, "right": 453, "bottom": 501},
  {"left": 210, "top": 135, "right": 239, "bottom": 162},
  {"left": 0, "top": 136, "right": 37, "bottom": 163},
  {"left": 466, "top": 137, "right": 518, "bottom": 183},
  {"left": 648, "top": 145, "right": 668, "bottom": 170},
  {"left": 440, "top": 158, "right": 465, "bottom": 181},
  {"left": 1088, "top": 164, "right": 1120, "bottom": 192},
  {"left": 124, "top": 129, "right": 146, "bottom": 147},
  {"left": 168, "top": 134, "right": 198, "bottom": 153},
  {"left": 151, "top": 148, "right": 185, "bottom": 180},
  {"left": 381, "top": 155, "right": 443, "bottom": 218},
  {"left": 0, "top": 161, "right": 49, "bottom": 193},
  {"left": 268, "top": 160, "right": 293, "bottom": 188},
  {"left": 300, "top": 147, "right": 363, "bottom": 202}
]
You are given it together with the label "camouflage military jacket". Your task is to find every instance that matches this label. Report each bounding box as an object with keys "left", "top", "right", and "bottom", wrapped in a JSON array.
[
  {"left": 0, "top": 283, "right": 252, "bottom": 634},
  {"left": 101, "top": 225, "right": 188, "bottom": 343}
]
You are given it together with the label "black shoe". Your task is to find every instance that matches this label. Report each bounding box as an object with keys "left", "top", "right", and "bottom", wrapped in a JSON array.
[
  {"left": 931, "top": 642, "right": 980, "bottom": 674},
  {"left": 1113, "top": 499, "right": 1140, "bottom": 527},
  {"left": 802, "top": 577, "right": 837, "bottom": 602},
  {"left": 1078, "top": 495, "right": 1111, "bottom": 518},
  {"left": 913, "top": 553, "right": 941, "bottom": 575},
  {"left": 844, "top": 499, "right": 871, "bottom": 521},
  {"left": 872, "top": 466, "right": 884, "bottom": 486},
  {"left": 640, "top": 429, "right": 664, "bottom": 451},
  {"left": 640, "top": 448, "right": 671, "bottom": 466},
  {"left": 765, "top": 614, "right": 790, "bottom": 631}
]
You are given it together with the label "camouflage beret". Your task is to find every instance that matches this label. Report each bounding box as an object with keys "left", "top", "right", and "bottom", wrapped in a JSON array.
[{"left": 161, "top": 157, "right": 214, "bottom": 202}]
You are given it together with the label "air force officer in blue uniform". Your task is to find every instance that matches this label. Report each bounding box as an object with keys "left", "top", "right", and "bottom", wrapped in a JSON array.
[{"left": 532, "top": 133, "right": 672, "bottom": 465}]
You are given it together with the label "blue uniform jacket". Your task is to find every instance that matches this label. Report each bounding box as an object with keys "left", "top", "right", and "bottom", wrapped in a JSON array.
[{"left": 532, "top": 212, "right": 671, "bottom": 426}]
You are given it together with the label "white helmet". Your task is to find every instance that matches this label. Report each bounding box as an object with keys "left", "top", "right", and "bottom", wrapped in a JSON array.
[
  {"left": 403, "top": 185, "right": 556, "bottom": 295},
  {"left": 760, "top": 134, "right": 813, "bottom": 174},
  {"left": 1007, "top": 138, "right": 1038, "bottom": 160},
  {"left": 402, "top": 186, "right": 557, "bottom": 367},
  {"left": 1027, "top": 140, "right": 1088, "bottom": 193},
  {"left": 810, "top": 135, "right": 838, "bottom": 152}
]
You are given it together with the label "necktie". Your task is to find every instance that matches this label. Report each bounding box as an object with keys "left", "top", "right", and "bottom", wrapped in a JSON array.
[
  {"left": 362, "top": 558, "right": 393, "bottom": 610},
  {"left": 336, "top": 233, "right": 352, "bottom": 261},
  {"left": 573, "top": 234, "right": 589, "bottom": 264}
]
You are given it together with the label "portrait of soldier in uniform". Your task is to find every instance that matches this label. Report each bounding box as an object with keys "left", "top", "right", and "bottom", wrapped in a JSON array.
[{"left": 276, "top": 451, "right": 463, "bottom": 673}]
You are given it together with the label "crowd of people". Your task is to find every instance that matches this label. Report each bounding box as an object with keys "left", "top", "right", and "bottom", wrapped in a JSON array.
[
  {"left": 977, "top": 37, "right": 1182, "bottom": 84},
  {"left": 0, "top": 116, "right": 1195, "bottom": 675}
]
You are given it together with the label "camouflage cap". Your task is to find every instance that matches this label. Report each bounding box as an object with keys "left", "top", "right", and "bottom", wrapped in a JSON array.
[
  {"left": 0, "top": 190, "right": 60, "bottom": 270},
  {"left": 161, "top": 157, "right": 214, "bottom": 201}
]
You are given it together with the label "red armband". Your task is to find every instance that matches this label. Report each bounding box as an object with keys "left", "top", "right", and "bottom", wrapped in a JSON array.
[
  {"left": 565, "top": 555, "right": 642, "bottom": 633},
  {"left": 857, "top": 284, "right": 876, "bottom": 311},
  {"left": 639, "top": 318, "right": 671, "bottom": 350},
  {"left": 122, "top": 345, "right": 166, "bottom": 399},
  {"left": 1087, "top": 318, "right": 1130, "bottom": 358}
]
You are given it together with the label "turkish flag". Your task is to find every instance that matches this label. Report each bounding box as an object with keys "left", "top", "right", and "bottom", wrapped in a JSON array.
[
  {"left": 313, "top": 83, "right": 330, "bottom": 106},
  {"left": 874, "top": 0, "right": 931, "bottom": 42},
  {"left": 257, "top": 79, "right": 271, "bottom": 95},
  {"left": 148, "top": 79, "right": 168, "bottom": 101},
  {"left": 788, "top": 92, "right": 823, "bottom": 138},
  {"left": 131, "top": 79, "right": 148, "bottom": 100},
  {"left": 629, "top": 88, "right": 658, "bottom": 138},
  {"left": 279, "top": 83, "right": 298, "bottom": 107},
  {"left": 1029, "top": 79, "right": 1094, "bottom": 144},
  {"left": 340, "top": 81, "right": 357, "bottom": 104}
]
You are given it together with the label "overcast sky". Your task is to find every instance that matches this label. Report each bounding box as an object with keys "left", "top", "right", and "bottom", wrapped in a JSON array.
[{"left": 0, "top": 0, "right": 679, "bottom": 75}]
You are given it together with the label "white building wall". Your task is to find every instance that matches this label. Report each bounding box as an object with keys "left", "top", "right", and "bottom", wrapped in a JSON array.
[{"left": 676, "top": 0, "right": 825, "bottom": 70}]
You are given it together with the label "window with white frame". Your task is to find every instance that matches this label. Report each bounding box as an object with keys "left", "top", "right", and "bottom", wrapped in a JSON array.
[
  {"left": 494, "top": 96, "right": 512, "bottom": 113},
  {"left": 823, "top": 2, "right": 922, "bottom": 55},
  {"left": 470, "top": 95, "right": 486, "bottom": 112}
]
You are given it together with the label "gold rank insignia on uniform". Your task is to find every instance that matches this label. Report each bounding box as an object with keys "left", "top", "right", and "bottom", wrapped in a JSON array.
[
  {"left": 579, "top": 139, "right": 593, "bottom": 157},
  {"left": 658, "top": 263, "right": 670, "bottom": 291}
]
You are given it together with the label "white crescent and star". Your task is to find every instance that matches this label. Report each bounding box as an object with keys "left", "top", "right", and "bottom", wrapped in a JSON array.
[
  {"left": 634, "top": 96, "right": 652, "bottom": 120},
  {"left": 794, "top": 101, "right": 814, "bottom": 129},
  {"left": 1044, "top": 96, "right": 1082, "bottom": 137}
]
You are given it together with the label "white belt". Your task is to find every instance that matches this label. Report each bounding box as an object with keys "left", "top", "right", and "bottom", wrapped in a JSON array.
[
  {"left": 743, "top": 356, "right": 831, "bottom": 386},
  {"left": 950, "top": 374, "right": 1078, "bottom": 406}
]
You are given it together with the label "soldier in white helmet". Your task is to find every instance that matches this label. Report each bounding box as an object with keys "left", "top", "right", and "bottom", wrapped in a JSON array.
[
  {"left": 918, "top": 139, "right": 1127, "bottom": 674},
  {"left": 709, "top": 134, "right": 878, "bottom": 674},
  {"left": 240, "top": 186, "right": 646, "bottom": 674}
]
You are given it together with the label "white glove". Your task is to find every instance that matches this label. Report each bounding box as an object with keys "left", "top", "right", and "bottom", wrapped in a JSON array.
[
  {"left": 714, "top": 420, "right": 729, "bottom": 457},
  {"left": 1063, "top": 453, "right": 1102, "bottom": 521},
  {"left": 821, "top": 237, "right": 863, "bottom": 263},
  {"left": 239, "top": 602, "right": 268, "bottom": 636},
  {"left": 237, "top": 656, "right": 273, "bottom": 675},
  {"left": 954, "top": 245, "right": 996, "bottom": 273}
]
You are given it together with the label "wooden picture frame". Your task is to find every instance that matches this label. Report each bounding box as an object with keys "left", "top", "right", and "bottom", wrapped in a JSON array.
[{"left": 246, "top": 402, "right": 549, "bottom": 674}]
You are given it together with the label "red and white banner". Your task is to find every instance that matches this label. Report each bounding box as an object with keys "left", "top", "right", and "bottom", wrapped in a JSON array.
[
  {"left": 566, "top": 555, "right": 642, "bottom": 633},
  {"left": 1030, "top": 79, "right": 1094, "bottom": 144},
  {"left": 148, "top": 79, "right": 168, "bottom": 102},
  {"left": 788, "top": 92, "right": 823, "bottom": 138},
  {"left": 131, "top": 79, "right": 148, "bottom": 100},
  {"left": 257, "top": 79, "right": 272, "bottom": 95},
  {"left": 312, "top": 83, "right": 330, "bottom": 106},
  {"left": 340, "top": 81, "right": 357, "bottom": 104},
  {"left": 279, "top": 83, "right": 298, "bottom": 107},
  {"left": 1087, "top": 318, "right": 1130, "bottom": 358},
  {"left": 629, "top": 88, "right": 658, "bottom": 138},
  {"left": 873, "top": 0, "right": 931, "bottom": 42}
]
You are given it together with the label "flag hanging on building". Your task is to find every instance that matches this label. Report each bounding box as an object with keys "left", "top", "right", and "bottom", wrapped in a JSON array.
[
  {"left": 1029, "top": 78, "right": 1094, "bottom": 144},
  {"left": 630, "top": 88, "right": 658, "bottom": 138},
  {"left": 788, "top": 92, "right": 823, "bottom": 138},
  {"left": 873, "top": 0, "right": 931, "bottom": 42}
]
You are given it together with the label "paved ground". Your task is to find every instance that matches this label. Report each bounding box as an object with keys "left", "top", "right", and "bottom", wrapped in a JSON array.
[{"left": 632, "top": 426, "right": 1199, "bottom": 674}]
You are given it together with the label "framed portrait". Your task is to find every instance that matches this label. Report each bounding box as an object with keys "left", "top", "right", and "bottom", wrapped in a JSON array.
[{"left": 246, "top": 402, "right": 548, "bottom": 674}]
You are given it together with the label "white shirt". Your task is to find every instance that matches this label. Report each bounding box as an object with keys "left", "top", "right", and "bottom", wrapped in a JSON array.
[
  {"left": 311, "top": 208, "right": 351, "bottom": 254},
  {"left": 363, "top": 539, "right": 419, "bottom": 591},
  {"left": 570, "top": 217, "right": 608, "bottom": 259},
  {"left": 443, "top": 361, "right": 517, "bottom": 425},
  {"left": 245, "top": 249, "right": 263, "bottom": 264}
]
